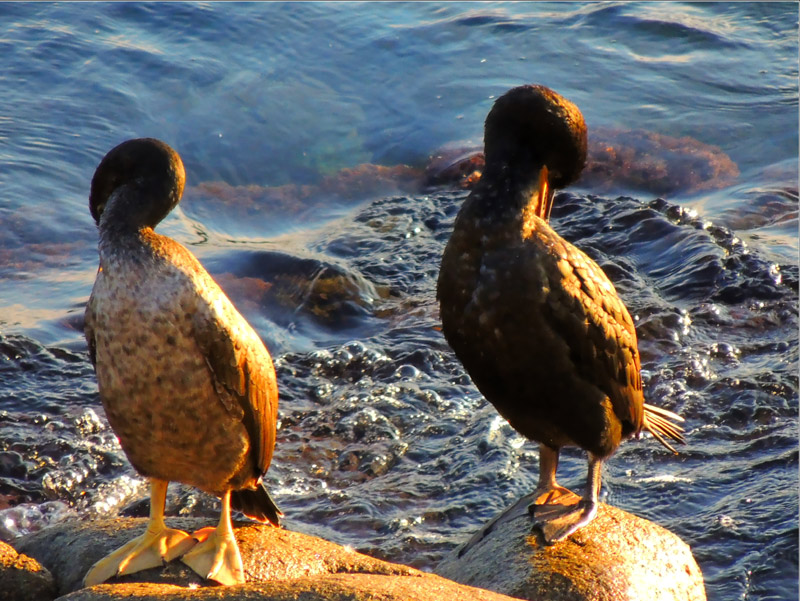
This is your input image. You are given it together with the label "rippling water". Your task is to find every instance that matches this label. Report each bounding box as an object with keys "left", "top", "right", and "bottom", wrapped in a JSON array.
[{"left": 0, "top": 4, "right": 797, "bottom": 600}]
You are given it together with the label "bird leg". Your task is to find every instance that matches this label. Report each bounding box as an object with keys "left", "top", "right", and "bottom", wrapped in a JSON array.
[
  {"left": 530, "top": 452, "right": 602, "bottom": 544},
  {"left": 83, "top": 479, "right": 196, "bottom": 586},
  {"left": 182, "top": 490, "right": 245, "bottom": 586},
  {"left": 529, "top": 445, "right": 577, "bottom": 505}
]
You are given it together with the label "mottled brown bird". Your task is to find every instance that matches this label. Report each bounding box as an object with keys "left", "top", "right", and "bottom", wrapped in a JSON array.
[
  {"left": 83, "top": 138, "right": 281, "bottom": 586},
  {"left": 437, "top": 85, "right": 684, "bottom": 543}
]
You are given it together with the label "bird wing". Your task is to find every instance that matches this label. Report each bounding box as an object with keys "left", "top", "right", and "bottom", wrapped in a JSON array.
[
  {"left": 84, "top": 270, "right": 101, "bottom": 369},
  {"left": 192, "top": 298, "right": 278, "bottom": 478},
  {"left": 537, "top": 230, "right": 645, "bottom": 433}
]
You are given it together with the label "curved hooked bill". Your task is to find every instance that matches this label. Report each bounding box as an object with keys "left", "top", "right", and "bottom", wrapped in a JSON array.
[
  {"left": 539, "top": 165, "right": 554, "bottom": 222},
  {"left": 522, "top": 165, "right": 554, "bottom": 239},
  {"left": 526, "top": 165, "right": 554, "bottom": 222}
]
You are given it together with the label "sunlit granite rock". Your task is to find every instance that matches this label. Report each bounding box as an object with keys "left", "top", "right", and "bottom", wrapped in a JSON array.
[
  {"left": 0, "top": 539, "right": 56, "bottom": 601},
  {"left": 436, "top": 492, "right": 706, "bottom": 601},
  {"left": 14, "top": 518, "right": 520, "bottom": 601}
]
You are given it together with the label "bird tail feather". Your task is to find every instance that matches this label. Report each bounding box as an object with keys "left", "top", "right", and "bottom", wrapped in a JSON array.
[
  {"left": 231, "top": 482, "right": 282, "bottom": 526},
  {"left": 642, "top": 403, "right": 685, "bottom": 454}
]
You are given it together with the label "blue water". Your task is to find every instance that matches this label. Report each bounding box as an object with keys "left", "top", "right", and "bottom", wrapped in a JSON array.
[{"left": 0, "top": 3, "right": 797, "bottom": 600}]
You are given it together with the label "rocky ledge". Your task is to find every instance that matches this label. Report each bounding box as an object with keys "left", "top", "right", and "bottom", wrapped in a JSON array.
[
  {"left": 3, "top": 495, "right": 705, "bottom": 601},
  {"left": 0, "top": 539, "right": 56, "bottom": 601},
  {"left": 7, "top": 518, "right": 519, "bottom": 601},
  {"left": 436, "top": 491, "right": 706, "bottom": 601}
]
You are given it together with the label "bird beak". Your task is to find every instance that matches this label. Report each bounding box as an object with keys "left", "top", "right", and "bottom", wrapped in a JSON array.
[{"left": 535, "top": 165, "right": 555, "bottom": 222}]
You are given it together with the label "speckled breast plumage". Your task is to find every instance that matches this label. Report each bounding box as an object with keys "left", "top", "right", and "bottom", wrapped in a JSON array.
[{"left": 85, "top": 229, "right": 276, "bottom": 495}]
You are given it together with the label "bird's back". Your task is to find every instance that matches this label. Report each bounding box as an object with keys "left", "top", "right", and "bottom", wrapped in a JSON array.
[
  {"left": 438, "top": 195, "right": 643, "bottom": 457},
  {"left": 85, "top": 229, "right": 277, "bottom": 494}
]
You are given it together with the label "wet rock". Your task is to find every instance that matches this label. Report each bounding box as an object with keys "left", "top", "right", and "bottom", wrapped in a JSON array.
[
  {"left": 15, "top": 518, "right": 518, "bottom": 600},
  {"left": 0, "top": 539, "right": 56, "bottom": 601},
  {"left": 424, "top": 149, "right": 485, "bottom": 189},
  {"left": 581, "top": 127, "right": 739, "bottom": 195},
  {"left": 436, "top": 492, "right": 705, "bottom": 601},
  {"left": 209, "top": 250, "right": 383, "bottom": 328}
]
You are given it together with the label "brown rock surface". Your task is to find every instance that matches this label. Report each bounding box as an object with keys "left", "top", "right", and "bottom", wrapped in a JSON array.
[
  {"left": 14, "top": 518, "right": 520, "bottom": 601},
  {"left": 0, "top": 539, "right": 57, "bottom": 601},
  {"left": 436, "top": 492, "right": 706, "bottom": 601},
  {"left": 59, "top": 573, "right": 518, "bottom": 601}
]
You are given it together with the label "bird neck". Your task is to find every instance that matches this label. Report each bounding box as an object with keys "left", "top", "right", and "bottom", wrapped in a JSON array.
[
  {"left": 475, "top": 161, "right": 553, "bottom": 224},
  {"left": 97, "top": 189, "right": 158, "bottom": 263}
]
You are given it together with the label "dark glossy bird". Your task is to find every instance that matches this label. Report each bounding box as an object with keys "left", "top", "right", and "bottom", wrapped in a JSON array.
[
  {"left": 437, "top": 85, "right": 684, "bottom": 543},
  {"left": 83, "top": 138, "right": 281, "bottom": 586}
]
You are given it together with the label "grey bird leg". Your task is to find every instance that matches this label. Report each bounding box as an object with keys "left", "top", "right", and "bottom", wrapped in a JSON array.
[{"left": 530, "top": 452, "right": 602, "bottom": 544}]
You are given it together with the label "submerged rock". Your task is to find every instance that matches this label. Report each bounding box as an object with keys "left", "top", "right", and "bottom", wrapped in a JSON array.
[
  {"left": 0, "top": 539, "right": 56, "bottom": 601},
  {"left": 183, "top": 164, "right": 420, "bottom": 230},
  {"left": 436, "top": 492, "right": 705, "bottom": 601},
  {"left": 208, "top": 250, "right": 387, "bottom": 338},
  {"left": 13, "top": 518, "right": 519, "bottom": 601},
  {"left": 581, "top": 127, "right": 739, "bottom": 195},
  {"left": 176, "top": 126, "right": 738, "bottom": 248},
  {"left": 423, "top": 128, "right": 739, "bottom": 196}
]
